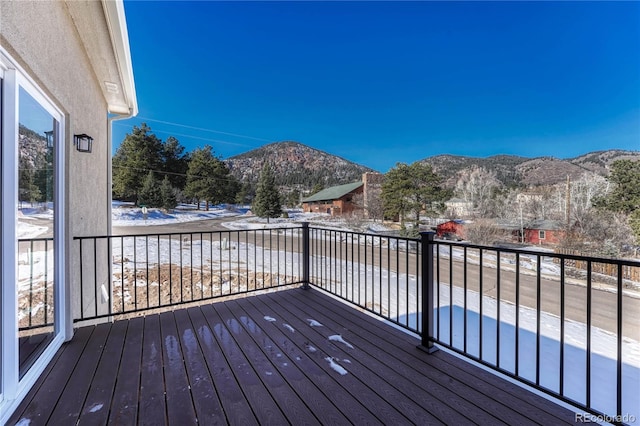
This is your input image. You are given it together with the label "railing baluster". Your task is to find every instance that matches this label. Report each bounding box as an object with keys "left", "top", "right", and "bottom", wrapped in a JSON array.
[
  {"left": 586, "top": 260, "right": 592, "bottom": 408},
  {"left": 617, "top": 264, "right": 623, "bottom": 419},
  {"left": 146, "top": 235, "right": 149, "bottom": 309},
  {"left": 479, "top": 248, "right": 483, "bottom": 361},
  {"left": 157, "top": 235, "right": 161, "bottom": 308},
  {"left": 449, "top": 244, "right": 453, "bottom": 346},
  {"left": 463, "top": 246, "right": 467, "bottom": 354},
  {"left": 496, "top": 249, "right": 500, "bottom": 368},
  {"left": 515, "top": 252, "right": 520, "bottom": 377},
  {"left": 536, "top": 253, "right": 541, "bottom": 386},
  {"left": 44, "top": 239, "right": 49, "bottom": 326},
  {"left": 560, "top": 258, "right": 565, "bottom": 396},
  {"left": 169, "top": 235, "right": 173, "bottom": 303}
]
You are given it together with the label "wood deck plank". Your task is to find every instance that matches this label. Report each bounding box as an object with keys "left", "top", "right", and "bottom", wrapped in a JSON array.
[
  {"left": 250, "top": 292, "right": 429, "bottom": 425},
  {"left": 237, "top": 295, "right": 387, "bottom": 425},
  {"left": 200, "top": 303, "right": 290, "bottom": 425},
  {"left": 265, "top": 290, "right": 457, "bottom": 425},
  {"left": 77, "top": 319, "right": 128, "bottom": 426},
  {"left": 9, "top": 288, "right": 579, "bottom": 426},
  {"left": 214, "top": 300, "right": 322, "bottom": 425},
  {"left": 186, "top": 306, "right": 259, "bottom": 426},
  {"left": 301, "top": 287, "right": 577, "bottom": 425},
  {"left": 282, "top": 290, "right": 527, "bottom": 424},
  {"left": 46, "top": 323, "right": 111, "bottom": 425},
  {"left": 172, "top": 308, "right": 227, "bottom": 425},
  {"left": 159, "top": 311, "right": 198, "bottom": 425},
  {"left": 138, "top": 315, "right": 167, "bottom": 426},
  {"left": 108, "top": 316, "right": 144, "bottom": 426},
  {"left": 227, "top": 297, "right": 367, "bottom": 425}
]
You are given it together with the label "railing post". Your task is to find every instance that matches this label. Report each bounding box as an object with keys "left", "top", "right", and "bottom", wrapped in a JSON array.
[
  {"left": 301, "top": 222, "right": 310, "bottom": 290},
  {"left": 418, "top": 231, "right": 438, "bottom": 353}
]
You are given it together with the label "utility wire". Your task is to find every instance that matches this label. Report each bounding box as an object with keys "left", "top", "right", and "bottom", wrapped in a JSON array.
[
  {"left": 112, "top": 123, "right": 259, "bottom": 148},
  {"left": 112, "top": 164, "right": 253, "bottom": 184},
  {"left": 135, "top": 116, "right": 273, "bottom": 142}
]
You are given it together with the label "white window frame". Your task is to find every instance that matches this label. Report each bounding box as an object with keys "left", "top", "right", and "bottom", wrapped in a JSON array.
[
  {"left": 539, "top": 230, "right": 546, "bottom": 240},
  {"left": 0, "top": 48, "right": 68, "bottom": 425}
]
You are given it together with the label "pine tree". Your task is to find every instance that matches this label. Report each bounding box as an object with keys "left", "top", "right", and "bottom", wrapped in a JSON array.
[
  {"left": 252, "top": 163, "right": 282, "bottom": 222},
  {"left": 162, "top": 136, "right": 189, "bottom": 190},
  {"left": 184, "top": 146, "right": 237, "bottom": 210},
  {"left": 593, "top": 159, "right": 640, "bottom": 242},
  {"left": 160, "top": 175, "right": 178, "bottom": 211},
  {"left": 381, "top": 162, "right": 449, "bottom": 226},
  {"left": 112, "top": 123, "right": 164, "bottom": 204},
  {"left": 138, "top": 171, "right": 162, "bottom": 208}
]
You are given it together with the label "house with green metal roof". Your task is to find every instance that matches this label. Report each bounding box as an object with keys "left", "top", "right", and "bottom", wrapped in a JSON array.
[{"left": 302, "top": 181, "right": 364, "bottom": 216}]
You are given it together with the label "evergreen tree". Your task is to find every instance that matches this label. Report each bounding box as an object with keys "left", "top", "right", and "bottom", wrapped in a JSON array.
[
  {"left": 160, "top": 175, "right": 178, "bottom": 211},
  {"left": 162, "top": 136, "right": 190, "bottom": 190},
  {"left": 184, "top": 145, "right": 237, "bottom": 210},
  {"left": 112, "top": 123, "right": 164, "bottom": 204},
  {"left": 594, "top": 159, "right": 640, "bottom": 242},
  {"left": 138, "top": 171, "right": 162, "bottom": 207},
  {"left": 252, "top": 163, "right": 282, "bottom": 222},
  {"left": 286, "top": 189, "right": 301, "bottom": 207},
  {"left": 594, "top": 160, "right": 640, "bottom": 214},
  {"left": 235, "top": 183, "right": 253, "bottom": 205},
  {"left": 381, "top": 162, "right": 449, "bottom": 226},
  {"left": 310, "top": 183, "right": 324, "bottom": 195}
]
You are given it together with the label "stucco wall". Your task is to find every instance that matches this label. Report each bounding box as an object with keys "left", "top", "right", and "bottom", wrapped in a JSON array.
[{"left": 1, "top": 1, "right": 111, "bottom": 322}]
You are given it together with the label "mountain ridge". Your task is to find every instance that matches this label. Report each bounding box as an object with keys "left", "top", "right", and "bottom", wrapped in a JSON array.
[
  {"left": 225, "top": 140, "right": 640, "bottom": 190},
  {"left": 225, "top": 141, "right": 375, "bottom": 190}
]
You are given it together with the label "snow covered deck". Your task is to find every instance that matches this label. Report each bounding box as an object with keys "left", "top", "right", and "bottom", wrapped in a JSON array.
[{"left": 9, "top": 287, "right": 576, "bottom": 425}]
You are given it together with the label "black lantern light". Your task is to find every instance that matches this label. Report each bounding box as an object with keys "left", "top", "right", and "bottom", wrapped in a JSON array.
[{"left": 74, "top": 134, "right": 93, "bottom": 153}]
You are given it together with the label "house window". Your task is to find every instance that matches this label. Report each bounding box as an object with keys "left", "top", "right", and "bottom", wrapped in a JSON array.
[{"left": 539, "top": 230, "right": 546, "bottom": 240}]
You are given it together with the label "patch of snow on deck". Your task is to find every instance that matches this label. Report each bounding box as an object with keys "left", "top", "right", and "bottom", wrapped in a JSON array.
[
  {"left": 328, "top": 334, "right": 354, "bottom": 349},
  {"left": 283, "top": 324, "right": 295, "bottom": 333},
  {"left": 263, "top": 316, "right": 276, "bottom": 322},
  {"left": 89, "top": 403, "right": 104, "bottom": 413},
  {"left": 306, "top": 319, "right": 323, "bottom": 327},
  {"left": 325, "top": 357, "right": 348, "bottom": 375}
]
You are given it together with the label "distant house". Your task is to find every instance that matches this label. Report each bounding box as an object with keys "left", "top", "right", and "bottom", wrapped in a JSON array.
[
  {"left": 524, "top": 219, "right": 565, "bottom": 245},
  {"left": 302, "top": 182, "right": 364, "bottom": 216},
  {"left": 444, "top": 198, "right": 473, "bottom": 218},
  {"left": 436, "top": 220, "right": 466, "bottom": 240}
]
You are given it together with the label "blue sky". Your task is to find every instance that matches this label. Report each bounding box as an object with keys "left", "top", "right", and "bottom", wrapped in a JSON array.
[{"left": 114, "top": 1, "right": 640, "bottom": 173}]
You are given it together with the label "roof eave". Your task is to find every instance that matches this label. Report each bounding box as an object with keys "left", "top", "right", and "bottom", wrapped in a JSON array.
[{"left": 102, "top": 0, "right": 138, "bottom": 116}]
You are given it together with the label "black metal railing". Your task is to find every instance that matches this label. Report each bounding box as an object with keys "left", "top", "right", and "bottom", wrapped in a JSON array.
[
  {"left": 71, "top": 223, "right": 638, "bottom": 424},
  {"left": 419, "top": 235, "right": 639, "bottom": 424},
  {"left": 308, "top": 228, "right": 638, "bottom": 425},
  {"left": 17, "top": 237, "right": 54, "bottom": 331},
  {"left": 74, "top": 226, "right": 304, "bottom": 322},
  {"left": 308, "top": 227, "right": 422, "bottom": 333}
]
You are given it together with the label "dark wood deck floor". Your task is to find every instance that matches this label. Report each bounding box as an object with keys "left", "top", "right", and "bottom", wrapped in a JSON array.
[{"left": 8, "top": 287, "right": 577, "bottom": 425}]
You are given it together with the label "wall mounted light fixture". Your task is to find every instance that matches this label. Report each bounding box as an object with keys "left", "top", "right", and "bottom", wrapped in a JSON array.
[{"left": 74, "top": 134, "right": 93, "bottom": 153}]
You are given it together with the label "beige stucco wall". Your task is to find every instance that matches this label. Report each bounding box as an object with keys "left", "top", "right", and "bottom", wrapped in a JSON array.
[{"left": 1, "top": 1, "right": 113, "bottom": 325}]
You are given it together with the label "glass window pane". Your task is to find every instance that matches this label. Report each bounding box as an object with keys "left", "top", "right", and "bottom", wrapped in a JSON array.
[{"left": 17, "top": 86, "right": 57, "bottom": 377}]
